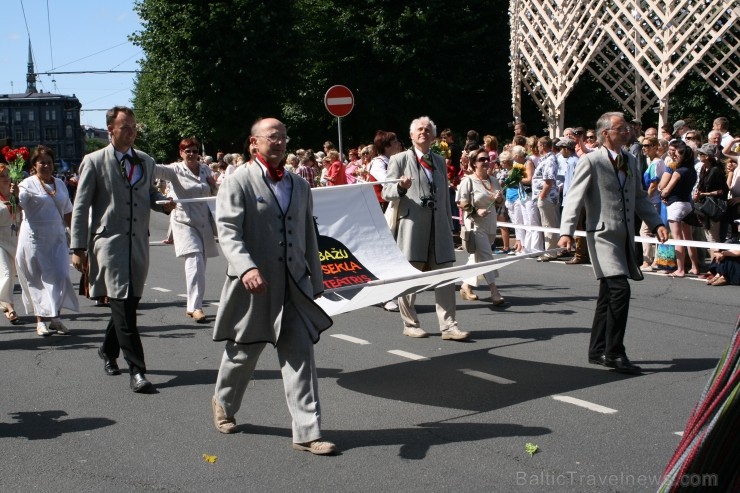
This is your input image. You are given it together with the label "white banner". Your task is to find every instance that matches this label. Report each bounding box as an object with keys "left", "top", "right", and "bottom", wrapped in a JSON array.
[{"left": 311, "top": 184, "right": 531, "bottom": 316}]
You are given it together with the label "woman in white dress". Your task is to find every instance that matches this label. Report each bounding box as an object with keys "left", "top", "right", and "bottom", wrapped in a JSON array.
[
  {"left": 456, "top": 148, "right": 506, "bottom": 304},
  {"left": 154, "top": 138, "right": 218, "bottom": 323},
  {"left": 0, "top": 165, "right": 21, "bottom": 324},
  {"left": 16, "top": 145, "right": 79, "bottom": 336}
]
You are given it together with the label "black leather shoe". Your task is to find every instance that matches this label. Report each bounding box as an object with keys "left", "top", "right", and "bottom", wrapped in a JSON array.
[
  {"left": 588, "top": 355, "right": 606, "bottom": 366},
  {"left": 603, "top": 355, "right": 642, "bottom": 374},
  {"left": 98, "top": 347, "right": 121, "bottom": 376},
  {"left": 130, "top": 372, "right": 153, "bottom": 393}
]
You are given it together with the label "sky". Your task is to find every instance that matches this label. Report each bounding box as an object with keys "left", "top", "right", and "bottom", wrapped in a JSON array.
[{"left": 1, "top": 0, "right": 142, "bottom": 128}]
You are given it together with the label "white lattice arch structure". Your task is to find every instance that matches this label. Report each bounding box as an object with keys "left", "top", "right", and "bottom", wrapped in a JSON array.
[{"left": 510, "top": 0, "right": 740, "bottom": 137}]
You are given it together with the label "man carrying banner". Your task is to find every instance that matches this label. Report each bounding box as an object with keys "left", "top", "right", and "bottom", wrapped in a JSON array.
[
  {"left": 210, "top": 117, "right": 336, "bottom": 455},
  {"left": 382, "top": 116, "right": 470, "bottom": 341}
]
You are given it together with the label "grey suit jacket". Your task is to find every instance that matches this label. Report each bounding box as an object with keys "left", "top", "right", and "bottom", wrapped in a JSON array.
[
  {"left": 381, "top": 149, "right": 455, "bottom": 265},
  {"left": 71, "top": 144, "right": 167, "bottom": 298},
  {"left": 560, "top": 146, "right": 663, "bottom": 280},
  {"left": 212, "top": 164, "right": 331, "bottom": 346}
]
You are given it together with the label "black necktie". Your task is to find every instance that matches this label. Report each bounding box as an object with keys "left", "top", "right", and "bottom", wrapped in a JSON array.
[{"left": 121, "top": 154, "right": 139, "bottom": 183}]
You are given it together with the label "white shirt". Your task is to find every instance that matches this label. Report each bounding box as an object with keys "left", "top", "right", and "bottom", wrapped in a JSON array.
[
  {"left": 257, "top": 160, "right": 292, "bottom": 213},
  {"left": 115, "top": 149, "right": 143, "bottom": 184}
]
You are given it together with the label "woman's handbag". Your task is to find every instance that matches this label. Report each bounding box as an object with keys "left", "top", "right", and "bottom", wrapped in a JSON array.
[
  {"left": 695, "top": 196, "right": 727, "bottom": 221},
  {"left": 463, "top": 228, "right": 476, "bottom": 254}
]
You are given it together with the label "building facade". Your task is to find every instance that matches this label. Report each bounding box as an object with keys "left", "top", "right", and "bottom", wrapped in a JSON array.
[{"left": 0, "top": 42, "right": 85, "bottom": 169}]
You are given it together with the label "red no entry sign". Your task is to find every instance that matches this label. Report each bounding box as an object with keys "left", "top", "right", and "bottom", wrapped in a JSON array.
[{"left": 324, "top": 85, "right": 354, "bottom": 118}]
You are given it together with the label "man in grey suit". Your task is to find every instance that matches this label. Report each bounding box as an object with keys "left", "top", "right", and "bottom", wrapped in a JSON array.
[
  {"left": 559, "top": 112, "right": 669, "bottom": 374},
  {"left": 382, "top": 116, "right": 469, "bottom": 341},
  {"left": 71, "top": 106, "right": 174, "bottom": 393},
  {"left": 210, "top": 118, "right": 336, "bottom": 455}
]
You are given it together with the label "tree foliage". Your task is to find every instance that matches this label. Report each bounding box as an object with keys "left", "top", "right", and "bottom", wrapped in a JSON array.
[{"left": 130, "top": 0, "right": 737, "bottom": 161}]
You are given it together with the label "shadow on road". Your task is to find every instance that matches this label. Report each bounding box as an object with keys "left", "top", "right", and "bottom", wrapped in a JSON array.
[
  {"left": 229, "top": 421, "right": 550, "bottom": 459},
  {"left": 333, "top": 348, "right": 718, "bottom": 413},
  {"left": 0, "top": 410, "right": 115, "bottom": 440}
]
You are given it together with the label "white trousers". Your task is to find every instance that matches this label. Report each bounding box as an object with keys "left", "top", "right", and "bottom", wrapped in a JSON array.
[
  {"left": 521, "top": 197, "right": 544, "bottom": 253},
  {"left": 0, "top": 247, "right": 16, "bottom": 311},
  {"left": 184, "top": 252, "right": 206, "bottom": 312},
  {"left": 505, "top": 199, "right": 525, "bottom": 242}
]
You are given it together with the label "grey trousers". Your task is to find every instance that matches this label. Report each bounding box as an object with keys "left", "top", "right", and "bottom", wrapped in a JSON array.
[{"left": 214, "top": 299, "right": 322, "bottom": 444}]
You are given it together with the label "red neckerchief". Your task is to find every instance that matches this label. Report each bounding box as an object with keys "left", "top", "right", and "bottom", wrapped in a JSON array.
[
  {"left": 257, "top": 153, "right": 285, "bottom": 181},
  {"left": 416, "top": 151, "right": 435, "bottom": 171}
]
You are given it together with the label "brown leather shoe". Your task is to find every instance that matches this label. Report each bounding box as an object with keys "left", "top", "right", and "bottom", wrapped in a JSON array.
[
  {"left": 566, "top": 257, "right": 589, "bottom": 265},
  {"left": 212, "top": 395, "right": 237, "bottom": 434}
]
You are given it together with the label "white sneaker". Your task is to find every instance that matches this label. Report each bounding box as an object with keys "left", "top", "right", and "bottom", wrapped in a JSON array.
[
  {"left": 441, "top": 326, "right": 470, "bottom": 341},
  {"left": 36, "top": 321, "right": 52, "bottom": 337},
  {"left": 403, "top": 326, "right": 429, "bottom": 338},
  {"left": 49, "top": 318, "right": 70, "bottom": 334},
  {"left": 383, "top": 300, "right": 399, "bottom": 312}
]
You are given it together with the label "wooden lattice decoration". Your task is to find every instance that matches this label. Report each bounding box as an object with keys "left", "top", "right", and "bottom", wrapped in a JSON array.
[{"left": 510, "top": 0, "right": 740, "bottom": 135}]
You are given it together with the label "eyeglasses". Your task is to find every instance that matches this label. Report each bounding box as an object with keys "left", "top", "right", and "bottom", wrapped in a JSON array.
[
  {"left": 183, "top": 149, "right": 198, "bottom": 154},
  {"left": 256, "top": 134, "right": 291, "bottom": 144},
  {"left": 609, "top": 126, "right": 631, "bottom": 133},
  {"left": 642, "top": 143, "right": 656, "bottom": 147}
]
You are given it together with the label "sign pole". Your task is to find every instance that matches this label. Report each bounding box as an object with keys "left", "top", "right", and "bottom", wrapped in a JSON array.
[
  {"left": 337, "top": 117, "right": 343, "bottom": 163},
  {"left": 324, "top": 85, "right": 355, "bottom": 163}
]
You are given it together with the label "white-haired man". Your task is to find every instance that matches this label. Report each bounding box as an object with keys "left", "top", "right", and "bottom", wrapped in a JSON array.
[{"left": 382, "top": 116, "right": 469, "bottom": 341}]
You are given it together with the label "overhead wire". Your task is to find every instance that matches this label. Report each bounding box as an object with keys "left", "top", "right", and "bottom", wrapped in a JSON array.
[{"left": 46, "top": 0, "right": 58, "bottom": 92}]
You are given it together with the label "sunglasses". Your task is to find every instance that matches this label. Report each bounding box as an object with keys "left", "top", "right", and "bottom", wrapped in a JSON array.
[
  {"left": 585, "top": 135, "right": 596, "bottom": 139},
  {"left": 573, "top": 131, "right": 584, "bottom": 136},
  {"left": 685, "top": 135, "right": 699, "bottom": 140},
  {"left": 475, "top": 157, "right": 490, "bottom": 163}
]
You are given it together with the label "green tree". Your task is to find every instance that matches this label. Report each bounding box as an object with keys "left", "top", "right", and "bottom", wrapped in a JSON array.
[
  {"left": 131, "top": 0, "right": 294, "bottom": 161},
  {"left": 84, "top": 137, "right": 107, "bottom": 154}
]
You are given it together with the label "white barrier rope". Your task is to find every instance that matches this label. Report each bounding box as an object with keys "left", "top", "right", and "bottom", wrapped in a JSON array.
[{"left": 494, "top": 220, "right": 735, "bottom": 252}]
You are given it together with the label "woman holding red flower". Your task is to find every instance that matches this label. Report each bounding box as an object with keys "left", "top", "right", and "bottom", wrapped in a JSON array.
[{"left": 0, "top": 163, "right": 21, "bottom": 323}]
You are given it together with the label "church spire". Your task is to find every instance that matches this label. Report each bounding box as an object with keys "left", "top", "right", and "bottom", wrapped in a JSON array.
[{"left": 26, "top": 40, "right": 37, "bottom": 94}]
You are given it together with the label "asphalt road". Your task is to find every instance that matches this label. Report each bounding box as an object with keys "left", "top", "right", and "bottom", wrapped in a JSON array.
[{"left": 0, "top": 211, "right": 736, "bottom": 493}]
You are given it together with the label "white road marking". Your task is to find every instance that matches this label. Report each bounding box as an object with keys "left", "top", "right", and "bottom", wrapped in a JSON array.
[
  {"left": 458, "top": 369, "right": 515, "bottom": 384},
  {"left": 151, "top": 287, "right": 171, "bottom": 292},
  {"left": 177, "top": 294, "right": 187, "bottom": 298},
  {"left": 674, "top": 431, "right": 684, "bottom": 436},
  {"left": 388, "top": 350, "right": 429, "bottom": 361},
  {"left": 552, "top": 395, "right": 617, "bottom": 414},
  {"left": 330, "top": 334, "right": 371, "bottom": 345},
  {"left": 209, "top": 301, "right": 220, "bottom": 307}
]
